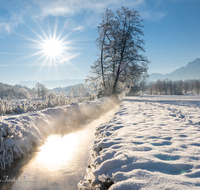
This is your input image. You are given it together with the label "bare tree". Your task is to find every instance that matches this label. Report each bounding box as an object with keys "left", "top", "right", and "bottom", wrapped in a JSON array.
[
  {"left": 163, "top": 79, "right": 168, "bottom": 95},
  {"left": 78, "top": 84, "right": 86, "bottom": 100},
  {"left": 34, "top": 83, "right": 48, "bottom": 99},
  {"left": 35, "top": 83, "right": 41, "bottom": 99},
  {"left": 156, "top": 80, "right": 163, "bottom": 95},
  {"left": 30, "top": 87, "right": 36, "bottom": 99},
  {"left": 60, "top": 90, "right": 66, "bottom": 97},
  {"left": 177, "top": 80, "right": 183, "bottom": 95},
  {"left": 148, "top": 82, "right": 153, "bottom": 95},
  {"left": 168, "top": 80, "right": 173, "bottom": 95},
  {"left": 87, "top": 7, "right": 149, "bottom": 96},
  {"left": 69, "top": 86, "right": 77, "bottom": 100},
  {"left": 40, "top": 84, "right": 48, "bottom": 99},
  {"left": 183, "top": 81, "right": 189, "bottom": 94},
  {"left": 0, "top": 84, "right": 6, "bottom": 99},
  {"left": 194, "top": 80, "right": 200, "bottom": 95}
]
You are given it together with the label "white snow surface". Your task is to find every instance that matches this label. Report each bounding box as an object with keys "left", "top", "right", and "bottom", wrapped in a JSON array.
[
  {"left": 78, "top": 95, "right": 200, "bottom": 190},
  {"left": 0, "top": 96, "right": 118, "bottom": 171}
]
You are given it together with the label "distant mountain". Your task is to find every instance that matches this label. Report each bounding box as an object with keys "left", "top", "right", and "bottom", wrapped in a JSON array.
[
  {"left": 17, "top": 81, "right": 38, "bottom": 88},
  {"left": 51, "top": 83, "right": 85, "bottom": 94},
  {"left": 17, "top": 79, "right": 85, "bottom": 89},
  {"left": 41, "top": 79, "right": 85, "bottom": 89},
  {"left": 149, "top": 58, "right": 200, "bottom": 81},
  {"left": 51, "top": 86, "right": 72, "bottom": 94}
]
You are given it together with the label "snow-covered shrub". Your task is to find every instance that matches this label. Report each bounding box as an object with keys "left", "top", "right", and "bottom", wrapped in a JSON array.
[
  {"left": 93, "top": 174, "right": 114, "bottom": 190},
  {"left": 0, "top": 126, "right": 14, "bottom": 170},
  {"left": 78, "top": 174, "right": 114, "bottom": 190}
]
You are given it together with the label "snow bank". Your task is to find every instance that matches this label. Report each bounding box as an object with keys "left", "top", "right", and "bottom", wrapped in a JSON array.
[
  {"left": 0, "top": 96, "right": 118, "bottom": 171},
  {"left": 78, "top": 95, "right": 200, "bottom": 189}
]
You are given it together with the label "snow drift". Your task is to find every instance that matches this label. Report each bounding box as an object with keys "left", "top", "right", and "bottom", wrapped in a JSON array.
[
  {"left": 0, "top": 96, "right": 118, "bottom": 171},
  {"left": 78, "top": 95, "right": 200, "bottom": 190}
]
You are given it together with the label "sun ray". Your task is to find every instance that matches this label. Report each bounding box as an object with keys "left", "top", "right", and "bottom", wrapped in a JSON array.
[
  {"left": 48, "top": 19, "right": 53, "bottom": 40},
  {"left": 29, "top": 54, "right": 49, "bottom": 69},
  {"left": 26, "top": 25, "right": 46, "bottom": 42},
  {"left": 56, "top": 28, "right": 65, "bottom": 41},
  {"left": 18, "top": 49, "right": 46, "bottom": 62},
  {"left": 60, "top": 31, "right": 74, "bottom": 42},
  {"left": 36, "top": 23, "right": 49, "bottom": 41},
  {"left": 34, "top": 55, "right": 50, "bottom": 79},
  {"left": 53, "top": 17, "right": 58, "bottom": 40},
  {"left": 16, "top": 33, "right": 42, "bottom": 45}
]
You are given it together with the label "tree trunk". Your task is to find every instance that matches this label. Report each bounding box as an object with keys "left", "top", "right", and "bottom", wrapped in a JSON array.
[{"left": 101, "top": 29, "right": 106, "bottom": 89}]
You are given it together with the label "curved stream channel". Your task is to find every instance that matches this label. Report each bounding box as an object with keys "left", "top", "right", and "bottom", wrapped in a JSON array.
[{"left": 0, "top": 108, "right": 117, "bottom": 190}]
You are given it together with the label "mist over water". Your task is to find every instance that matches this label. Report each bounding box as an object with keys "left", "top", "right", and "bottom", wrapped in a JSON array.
[{"left": 0, "top": 98, "right": 119, "bottom": 190}]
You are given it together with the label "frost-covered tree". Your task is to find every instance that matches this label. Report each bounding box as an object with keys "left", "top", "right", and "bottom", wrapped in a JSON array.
[
  {"left": 60, "top": 90, "right": 66, "bottom": 97},
  {"left": 87, "top": 7, "right": 149, "bottom": 96},
  {"left": 69, "top": 86, "right": 77, "bottom": 100},
  {"left": 0, "top": 83, "right": 30, "bottom": 99},
  {"left": 77, "top": 84, "right": 87, "bottom": 100},
  {"left": 0, "top": 84, "right": 6, "bottom": 99},
  {"left": 128, "top": 74, "right": 148, "bottom": 95},
  {"left": 148, "top": 79, "right": 200, "bottom": 96},
  {"left": 183, "top": 81, "right": 189, "bottom": 94},
  {"left": 163, "top": 79, "right": 168, "bottom": 95},
  {"left": 34, "top": 83, "right": 48, "bottom": 99},
  {"left": 19, "top": 88, "right": 29, "bottom": 99},
  {"left": 40, "top": 84, "right": 48, "bottom": 99},
  {"left": 30, "top": 87, "right": 37, "bottom": 99},
  {"left": 194, "top": 80, "right": 200, "bottom": 95},
  {"left": 168, "top": 80, "right": 173, "bottom": 95},
  {"left": 177, "top": 80, "right": 183, "bottom": 95},
  {"left": 155, "top": 80, "right": 163, "bottom": 95},
  {"left": 35, "top": 83, "right": 41, "bottom": 99},
  {"left": 148, "top": 82, "right": 153, "bottom": 95}
]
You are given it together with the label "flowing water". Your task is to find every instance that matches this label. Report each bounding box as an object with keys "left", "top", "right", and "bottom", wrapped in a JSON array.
[{"left": 0, "top": 108, "right": 117, "bottom": 190}]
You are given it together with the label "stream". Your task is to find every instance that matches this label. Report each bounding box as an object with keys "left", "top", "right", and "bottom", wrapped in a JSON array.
[{"left": 0, "top": 108, "right": 116, "bottom": 190}]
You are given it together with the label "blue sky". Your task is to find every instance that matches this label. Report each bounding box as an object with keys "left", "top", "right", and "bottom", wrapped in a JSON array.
[{"left": 0, "top": 0, "right": 200, "bottom": 85}]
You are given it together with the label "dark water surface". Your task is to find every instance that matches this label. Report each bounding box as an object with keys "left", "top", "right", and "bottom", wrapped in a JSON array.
[{"left": 0, "top": 109, "right": 116, "bottom": 190}]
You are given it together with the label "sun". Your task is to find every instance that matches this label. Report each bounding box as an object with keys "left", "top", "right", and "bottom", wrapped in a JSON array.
[{"left": 41, "top": 38, "right": 64, "bottom": 59}]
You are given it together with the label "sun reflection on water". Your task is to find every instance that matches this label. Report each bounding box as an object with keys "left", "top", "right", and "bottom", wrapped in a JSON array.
[
  {"left": 37, "top": 133, "right": 80, "bottom": 169},
  {"left": 7, "top": 108, "right": 118, "bottom": 190}
]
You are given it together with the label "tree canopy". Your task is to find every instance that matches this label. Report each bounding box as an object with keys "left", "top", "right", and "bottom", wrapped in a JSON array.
[{"left": 87, "top": 7, "right": 149, "bottom": 96}]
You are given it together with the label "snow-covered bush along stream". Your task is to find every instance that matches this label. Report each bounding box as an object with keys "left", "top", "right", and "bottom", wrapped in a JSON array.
[{"left": 0, "top": 96, "right": 118, "bottom": 171}]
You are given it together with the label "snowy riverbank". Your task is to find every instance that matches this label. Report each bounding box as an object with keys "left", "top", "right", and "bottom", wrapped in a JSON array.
[
  {"left": 78, "top": 95, "right": 200, "bottom": 189},
  {"left": 0, "top": 96, "right": 118, "bottom": 171}
]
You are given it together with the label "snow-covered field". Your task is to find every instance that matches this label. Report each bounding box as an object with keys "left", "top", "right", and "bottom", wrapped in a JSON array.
[
  {"left": 79, "top": 95, "right": 200, "bottom": 189},
  {"left": 0, "top": 96, "right": 118, "bottom": 171}
]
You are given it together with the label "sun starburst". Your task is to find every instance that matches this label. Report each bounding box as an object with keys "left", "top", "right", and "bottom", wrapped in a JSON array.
[
  {"left": 19, "top": 19, "right": 81, "bottom": 68},
  {"left": 17, "top": 19, "right": 82, "bottom": 79}
]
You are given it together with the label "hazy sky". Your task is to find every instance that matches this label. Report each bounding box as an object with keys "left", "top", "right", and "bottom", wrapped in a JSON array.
[{"left": 0, "top": 0, "right": 200, "bottom": 85}]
